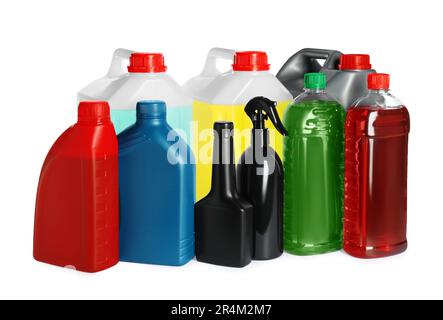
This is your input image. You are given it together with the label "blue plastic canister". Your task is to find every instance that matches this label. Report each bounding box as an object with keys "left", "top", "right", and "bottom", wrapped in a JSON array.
[{"left": 118, "top": 100, "right": 195, "bottom": 266}]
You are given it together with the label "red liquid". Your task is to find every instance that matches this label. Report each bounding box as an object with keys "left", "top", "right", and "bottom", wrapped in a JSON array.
[{"left": 344, "top": 106, "right": 410, "bottom": 258}]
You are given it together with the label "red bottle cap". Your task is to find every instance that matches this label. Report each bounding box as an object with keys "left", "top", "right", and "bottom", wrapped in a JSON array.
[
  {"left": 78, "top": 101, "right": 110, "bottom": 123},
  {"left": 232, "top": 51, "right": 270, "bottom": 71},
  {"left": 127, "top": 53, "right": 167, "bottom": 73},
  {"left": 368, "top": 73, "right": 390, "bottom": 90},
  {"left": 339, "top": 54, "right": 372, "bottom": 70}
]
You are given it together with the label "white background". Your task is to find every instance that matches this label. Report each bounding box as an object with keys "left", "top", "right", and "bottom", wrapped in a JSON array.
[{"left": 0, "top": 0, "right": 442, "bottom": 300}]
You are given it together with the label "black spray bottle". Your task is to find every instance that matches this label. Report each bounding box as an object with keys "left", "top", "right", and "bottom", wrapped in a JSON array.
[
  {"left": 237, "top": 97, "right": 288, "bottom": 260},
  {"left": 195, "top": 122, "right": 253, "bottom": 268}
]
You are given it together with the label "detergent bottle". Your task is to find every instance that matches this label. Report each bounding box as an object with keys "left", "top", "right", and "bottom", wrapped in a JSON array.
[
  {"left": 34, "top": 101, "right": 119, "bottom": 273},
  {"left": 118, "top": 100, "right": 195, "bottom": 266},
  {"left": 194, "top": 51, "right": 292, "bottom": 200},
  {"left": 183, "top": 47, "right": 235, "bottom": 97},
  {"left": 344, "top": 74, "right": 409, "bottom": 258},
  {"left": 277, "top": 49, "right": 376, "bottom": 109},
  {"left": 283, "top": 73, "right": 345, "bottom": 255},
  {"left": 78, "top": 48, "right": 133, "bottom": 101},
  {"left": 237, "top": 97, "right": 287, "bottom": 260},
  {"left": 195, "top": 122, "right": 253, "bottom": 268}
]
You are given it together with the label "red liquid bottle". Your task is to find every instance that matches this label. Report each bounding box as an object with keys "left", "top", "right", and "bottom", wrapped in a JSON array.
[
  {"left": 344, "top": 74, "right": 410, "bottom": 258},
  {"left": 34, "top": 101, "right": 119, "bottom": 272}
]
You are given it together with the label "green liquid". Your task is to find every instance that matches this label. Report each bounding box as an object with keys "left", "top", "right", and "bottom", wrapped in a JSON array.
[{"left": 283, "top": 100, "right": 345, "bottom": 255}]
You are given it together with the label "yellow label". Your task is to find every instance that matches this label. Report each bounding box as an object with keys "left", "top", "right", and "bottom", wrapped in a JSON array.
[{"left": 193, "top": 100, "right": 291, "bottom": 201}]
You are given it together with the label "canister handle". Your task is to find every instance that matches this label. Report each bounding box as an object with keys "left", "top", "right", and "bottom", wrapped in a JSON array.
[
  {"left": 106, "top": 48, "right": 134, "bottom": 78},
  {"left": 277, "top": 48, "right": 342, "bottom": 82},
  {"left": 201, "top": 47, "right": 236, "bottom": 77}
]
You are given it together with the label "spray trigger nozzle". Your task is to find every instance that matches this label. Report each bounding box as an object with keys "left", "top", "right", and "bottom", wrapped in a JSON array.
[{"left": 244, "top": 96, "right": 288, "bottom": 136}]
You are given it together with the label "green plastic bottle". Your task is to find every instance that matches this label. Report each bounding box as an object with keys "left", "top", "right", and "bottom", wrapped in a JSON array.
[{"left": 283, "top": 73, "right": 345, "bottom": 255}]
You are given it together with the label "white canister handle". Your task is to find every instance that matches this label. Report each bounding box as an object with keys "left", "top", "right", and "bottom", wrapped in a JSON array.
[
  {"left": 200, "top": 47, "right": 235, "bottom": 77},
  {"left": 106, "top": 48, "right": 134, "bottom": 78}
]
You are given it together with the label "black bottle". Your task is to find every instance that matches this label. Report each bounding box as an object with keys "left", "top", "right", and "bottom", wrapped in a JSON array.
[
  {"left": 195, "top": 122, "right": 253, "bottom": 268},
  {"left": 237, "top": 97, "right": 288, "bottom": 260}
]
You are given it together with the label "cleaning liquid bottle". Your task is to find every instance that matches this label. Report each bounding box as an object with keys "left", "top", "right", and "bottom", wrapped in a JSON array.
[
  {"left": 237, "top": 97, "right": 287, "bottom": 260},
  {"left": 284, "top": 73, "right": 345, "bottom": 255},
  {"left": 118, "top": 100, "right": 195, "bottom": 266},
  {"left": 195, "top": 122, "right": 253, "bottom": 268},
  {"left": 193, "top": 51, "right": 292, "bottom": 201},
  {"left": 34, "top": 101, "right": 119, "bottom": 273},
  {"left": 344, "top": 73, "right": 409, "bottom": 258},
  {"left": 277, "top": 49, "right": 376, "bottom": 109},
  {"left": 79, "top": 50, "right": 192, "bottom": 138}
]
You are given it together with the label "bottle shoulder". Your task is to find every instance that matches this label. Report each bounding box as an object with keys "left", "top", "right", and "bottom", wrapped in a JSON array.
[
  {"left": 198, "top": 71, "right": 292, "bottom": 104},
  {"left": 237, "top": 145, "right": 284, "bottom": 178},
  {"left": 108, "top": 74, "right": 192, "bottom": 109},
  {"left": 293, "top": 90, "right": 342, "bottom": 104},
  {"left": 118, "top": 123, "right": 171, "bottom": 146},
  {"left": 196, "top": 193, "right": 253, "bottom": 214},
  {"left": 48, "top": 123, "right": 118, "bottom": 158},
  {"left": 40, "top": 124, "right": 118, "bottom": 185},
  {"left": 118, "top": 123, "right": 192, "bottom": 161},
  {"left": 239, "top": 145, "right": 283, "bottom": 164},
  {"left": 352, "top": 90, "right": 404, "bottom": 109}
]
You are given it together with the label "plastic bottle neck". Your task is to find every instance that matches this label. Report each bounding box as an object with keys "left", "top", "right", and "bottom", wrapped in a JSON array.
[
  {"left": 304, "top": 88, "right": 326, "bottom": 94},
  {"left": 136, "top": 116, "right": 166, "bottom": 125},
  {"left": 129, "top": 71, "right": 167, "bottom": 78},
  {"left": 210, "top": 128, "right": 237, "bottom": 198},
  {"left": 233, "top": 70, "right": 269, "bottom": 75},
  {"left": 369, "top": 89, "right": 390, "bottom": 94},
  {"left": 77, "top": 118, "right": 111, "bottom": 126},
  {"left": 252, "top": 129, "right": 269, "bottom": 149}
]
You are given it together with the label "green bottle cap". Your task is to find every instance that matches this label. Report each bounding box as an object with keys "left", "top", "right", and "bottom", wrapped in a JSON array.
[{"left": 304, "top": 73, "right": 327, "bottom": 90}]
